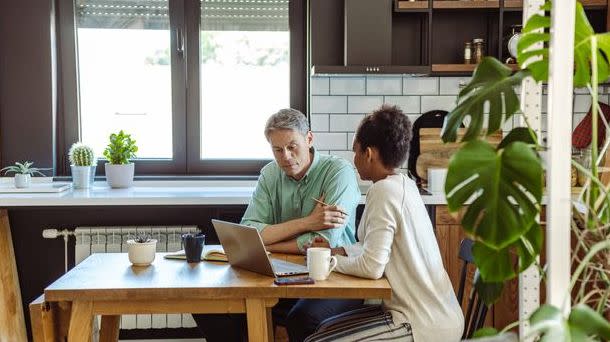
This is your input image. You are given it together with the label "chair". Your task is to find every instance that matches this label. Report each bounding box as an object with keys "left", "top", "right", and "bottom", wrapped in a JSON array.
[{"left": 457, "top": 238, "right": 492, "bottom": 339}]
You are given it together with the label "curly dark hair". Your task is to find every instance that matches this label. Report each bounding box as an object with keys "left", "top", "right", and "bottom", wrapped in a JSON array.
[{"left": 354, "top": 105, "right": 412, "bottom": 169}]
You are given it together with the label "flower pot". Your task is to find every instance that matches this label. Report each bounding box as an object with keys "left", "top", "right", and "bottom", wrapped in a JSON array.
[
  {"left": 71, "top": 165, "right": 96, "bottom": 189},
  {"left": 14, "top": 174, "right": 31, "bottom": 188},
  {"left": 127, "top": 239, "right": 157, "bottom": 266},
  {"left": 105, "top": 163, "right": 134, "bottom": 188}
]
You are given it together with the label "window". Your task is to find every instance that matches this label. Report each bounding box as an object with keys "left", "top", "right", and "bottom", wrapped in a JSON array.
[{"left": 58, "top": 0, "right": 305, "bottom": 175}]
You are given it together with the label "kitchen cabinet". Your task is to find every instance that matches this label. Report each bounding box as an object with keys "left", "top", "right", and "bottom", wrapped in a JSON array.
[{"left": 310, "top": 0, "right": 610, "bottom": 75}]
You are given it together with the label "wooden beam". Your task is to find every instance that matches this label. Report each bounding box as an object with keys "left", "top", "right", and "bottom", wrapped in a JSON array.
[
  {"left": 68, "top": 301, "right": 93, "bottom": 342},
  {"left": 0, "top": 209, "right": 26, "bottom": 342},
  {"left": 99, "top": 315, "right": 120, "bottom": 342}
]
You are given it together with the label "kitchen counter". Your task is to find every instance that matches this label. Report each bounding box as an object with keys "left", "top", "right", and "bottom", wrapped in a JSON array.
[{"left": 0, "top": 180, "right": 448, "bottom": 207}]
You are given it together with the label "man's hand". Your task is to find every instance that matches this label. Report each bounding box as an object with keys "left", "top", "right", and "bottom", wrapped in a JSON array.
[{"left": 305, "top": 194, "right": 347, "bottom": 231}]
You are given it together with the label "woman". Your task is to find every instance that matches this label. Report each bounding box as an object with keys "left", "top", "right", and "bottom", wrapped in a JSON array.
[{"left": 304, "top": 105, "right": 464, "bottom": 342}]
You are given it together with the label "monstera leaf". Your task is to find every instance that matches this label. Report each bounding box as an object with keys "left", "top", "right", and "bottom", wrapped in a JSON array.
[
  {"left": 518, "top": 1, "right": 610, "bottom": 87},
  {"left": 445, "top": 140, "right": 542, "bottom": 249},
  {"left": 472, "top": 221, "right": 543, "bottom": 283},
  {"left": 528, "top": 304, "right": 610, "bottom": 341},
  {"left": 441, "top": 58, "right": 527, "bottom": 143},
  {"left": 517, "top": 3, "right": 550, "bottom": 81}
]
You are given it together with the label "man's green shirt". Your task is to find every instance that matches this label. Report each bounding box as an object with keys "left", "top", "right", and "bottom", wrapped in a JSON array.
[{"left": 241, "top": 150, "right": 360, "bottom": 251}]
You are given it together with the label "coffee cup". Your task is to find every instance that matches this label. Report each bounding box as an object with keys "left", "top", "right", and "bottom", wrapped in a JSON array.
[
  {"left": 182, "top": 233, "right": 205, "bottom": 263},
  {"left": 307, "top": 247, "right": 337, "bottom": 281}
]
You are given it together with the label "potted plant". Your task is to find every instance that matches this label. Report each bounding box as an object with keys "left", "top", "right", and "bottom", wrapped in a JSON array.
[
  {"left": 103, "top": 130, "right": 138, "bottom": 188},
  {"left": 442, "top": 1, "right": 610, "bottom": 340},
  {"left": 0, "top": 161, "right": 50, "bottom": 188},
  {"left": 68, "top": 142, "right": 96, "bottom": 189},
  {"left": 127, "top": 233, "right": 157, "bottom": 266}
]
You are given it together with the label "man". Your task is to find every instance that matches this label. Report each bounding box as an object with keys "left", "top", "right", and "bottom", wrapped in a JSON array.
[
  {"left": 194, "top": 108, "right": 362, "bottom": 342},
  {"left": 242, "top": 108, "right": 360, "bottom": 254}
]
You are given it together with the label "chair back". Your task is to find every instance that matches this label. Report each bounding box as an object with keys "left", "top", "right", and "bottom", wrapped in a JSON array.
[{"left": 456, "top": 238, "right": 492, "bottom": 339}]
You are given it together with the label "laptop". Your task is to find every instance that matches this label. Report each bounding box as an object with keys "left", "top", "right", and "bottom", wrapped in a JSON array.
[{"left": 211, "top": 219, "right": 308, "bottom": 277}]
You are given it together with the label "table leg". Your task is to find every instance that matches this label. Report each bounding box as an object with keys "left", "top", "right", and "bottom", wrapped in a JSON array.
[
  {"left": 68, "top": 301, "right": 93, "bottom": 342},
  {"left": 99, "top": 315, "right": 120, "bottom": 342},
  {"left": 266, "top": 307, "right": 274, "bottom": 342},
  {"left": 0, "top": 210, "right": 27, "bottom": 342},
  {"left": 41, "top": 301, "right": 71, "bottom": 342},
  {"left": 246, "top": 298, "right": 269, "bottom": 342}
]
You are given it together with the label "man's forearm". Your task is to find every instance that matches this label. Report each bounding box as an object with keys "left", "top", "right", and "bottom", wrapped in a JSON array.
[
  {"left": 266, "top": 239, "right": 301, "bottom": 254},
  {"left": 260, "top": 218, "right": 310, "bottom": 245}
]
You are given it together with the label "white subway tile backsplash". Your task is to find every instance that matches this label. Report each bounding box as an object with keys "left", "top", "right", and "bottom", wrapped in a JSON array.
[
  {"left": 383, "top": 96, "right": 420, "bottom": 113},
  {"left": 403, "top": 77, "right": 438, "bottom": 95},
  {"left": 310, "top": 114, "right": 329, "bottom": 132},
  {"left": 367, "top": 77, "right": 402, "bottom": 95},
  {"left": 347, "top": 133, "right": 356, "bottom": 146},
  {"left": 330, "top": 114, "right": 365, "bottom": 132},
  {"left": 311, "top": 96, "right": 347, "bottom": 113},
  {"left": 348, "top": 96, "right": 384, "bottom": 114},
  {"left": 330, "top": 150, "right": 355, "bottom": 165},
  {"left": 439, "top": 77, "right": 471, "bottom": 95},
  {"left": 330, "top": 77, "right": 366, "bottom": 95},
  {"left": 314, "top": 133, "right": 348, "bottom": 150},
  {"left": 311, "top": 77, "right": 330, "bottom": 95},
  {"left": 421, "top": 96, "right": 457, "bottom": 112},
  {"left": 574, "top": 95, "right": 592, "bottom": 113},
  {"left": 407, "top": 115, "right": 420, "bottom": 124}
]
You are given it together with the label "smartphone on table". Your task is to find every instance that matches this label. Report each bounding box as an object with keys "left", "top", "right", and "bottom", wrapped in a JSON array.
[{"left": 274, "top": 276, "right": 315, "bottom": 285}]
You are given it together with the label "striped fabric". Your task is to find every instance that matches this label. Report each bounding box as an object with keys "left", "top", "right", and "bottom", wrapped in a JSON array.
[{"left": 304, "top": 305, "right": 414, "bottom": 342}]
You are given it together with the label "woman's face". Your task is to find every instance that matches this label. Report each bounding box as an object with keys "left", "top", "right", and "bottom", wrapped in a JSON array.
[{"left": 352, "top": 140, "right": 370, "bottom": 181}]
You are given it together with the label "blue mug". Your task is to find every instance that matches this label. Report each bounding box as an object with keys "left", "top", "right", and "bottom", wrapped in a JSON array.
[{"left": 182, "top": 233, "right": 205, "bottom": 263}]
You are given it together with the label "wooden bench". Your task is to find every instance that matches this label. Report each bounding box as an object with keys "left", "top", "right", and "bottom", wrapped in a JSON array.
[{"left": 29, "top": 294, "right": 45, "bottom": 342}]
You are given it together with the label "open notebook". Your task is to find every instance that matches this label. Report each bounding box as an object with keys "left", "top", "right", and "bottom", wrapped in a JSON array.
[{"left": 164, "top": 249, "right": 228, "bottom": 262}]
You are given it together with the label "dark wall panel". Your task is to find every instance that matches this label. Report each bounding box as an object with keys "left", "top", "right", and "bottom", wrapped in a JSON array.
[{"left": 0, "top": 0, "right": 56, "bottom": 170}]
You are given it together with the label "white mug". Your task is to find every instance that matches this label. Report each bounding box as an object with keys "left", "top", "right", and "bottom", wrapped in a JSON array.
[
  {"left": 307, "top": 247, "right": 337, "bottom": 281},
  {"left": 427, "top": 168, "right": 448, "bottom": 193}
]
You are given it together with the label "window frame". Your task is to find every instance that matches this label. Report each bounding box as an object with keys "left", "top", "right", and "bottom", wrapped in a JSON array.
[{"left": 57, "top": 0, "right": 306, "bottom": 176}]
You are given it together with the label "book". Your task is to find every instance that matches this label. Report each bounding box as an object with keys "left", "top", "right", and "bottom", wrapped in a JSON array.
[{"left": 164, "top": 249, "right": 228, "bottom": 262}]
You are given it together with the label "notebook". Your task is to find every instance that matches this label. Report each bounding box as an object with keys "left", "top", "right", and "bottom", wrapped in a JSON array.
[{"left": 164, "top": 248, "right": 228, "bottom": 262}]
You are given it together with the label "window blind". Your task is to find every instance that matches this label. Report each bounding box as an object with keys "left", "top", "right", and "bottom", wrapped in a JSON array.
[{"left": 76, "top": 0, "right": 289, "bottom": 31}]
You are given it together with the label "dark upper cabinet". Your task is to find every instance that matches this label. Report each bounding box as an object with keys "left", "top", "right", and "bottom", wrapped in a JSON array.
[
  {"left": 310, "top": 0, "right": 430, "bottom": 75},
  {"left": 310, "top": 0, "right": 610, "bottom": 76},
  {"left": 344, "top": 0, "right": 392, "bottom": 66}
]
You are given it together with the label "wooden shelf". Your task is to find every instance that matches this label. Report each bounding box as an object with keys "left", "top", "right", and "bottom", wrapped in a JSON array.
[
  {"left": 396, "top": 1, "right": 429, "bottom": 10},
  {"left": 504, "top": 0, "right": 607, "bottom": 8},
  {"left": 432, "top": 0, "right": 500, "bottom": 9},
  {"left": 431, "top": 63, "right": 519, "bottom": 73}
]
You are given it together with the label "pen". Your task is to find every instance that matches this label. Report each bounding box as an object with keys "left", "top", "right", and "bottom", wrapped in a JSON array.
[{"left": 311, "top": 197, "right": 348, "bottom": 216}]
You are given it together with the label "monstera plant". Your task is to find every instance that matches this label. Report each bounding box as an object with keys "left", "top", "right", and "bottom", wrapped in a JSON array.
[{"left": 442, "top": 1, "right": 610, "bottom": 340}]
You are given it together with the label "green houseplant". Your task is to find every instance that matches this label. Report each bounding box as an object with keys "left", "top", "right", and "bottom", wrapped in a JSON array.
[
  {"left": 68, "top": 142, "right": 96, "bottom": 189},
  {"left": 1, "top": 161, "right": 51, "bottom": 188},
  {"left": 442, "top": 1, "right": 610, "bottom": 340},
  {"left": 103, "top": 130, "right": 138, "bottom": 189},
  {"left": 126, "top": 232, "right": 157, "bottom": 266}
]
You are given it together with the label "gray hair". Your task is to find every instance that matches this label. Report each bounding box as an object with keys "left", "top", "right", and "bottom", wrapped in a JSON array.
[{"left": 264, "top": 108, "right": 309, "bottom": 139}]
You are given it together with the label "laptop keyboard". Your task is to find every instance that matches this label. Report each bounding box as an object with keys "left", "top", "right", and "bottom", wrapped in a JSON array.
[{"left": 271, "top": 259, "right": 308, "bottom": 276}]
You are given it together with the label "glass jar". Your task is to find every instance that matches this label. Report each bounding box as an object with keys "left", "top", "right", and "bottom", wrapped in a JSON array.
[
  {"left": 464, "top": 41, "right": 472, "bottom": 64},
  {"left": 473, "top": 38, "right": 485, "bottom": 64}
]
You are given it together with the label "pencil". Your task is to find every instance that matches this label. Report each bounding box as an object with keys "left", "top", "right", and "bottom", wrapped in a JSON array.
[{"left": 311, "top": 197, "right": 348, "bottom": 216}]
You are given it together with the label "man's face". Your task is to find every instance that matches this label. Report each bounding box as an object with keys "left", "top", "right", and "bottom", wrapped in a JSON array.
[{"left": 267, "top": 129, "right": 313, "bottom": 180}]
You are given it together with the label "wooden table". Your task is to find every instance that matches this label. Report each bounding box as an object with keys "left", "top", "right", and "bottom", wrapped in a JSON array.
[{"left": 39, "top": 246, "right": 391, "bottom": 342}]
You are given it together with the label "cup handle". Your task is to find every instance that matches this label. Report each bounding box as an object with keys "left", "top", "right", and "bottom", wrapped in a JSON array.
[{"left": 327, "top": 256, "right": 337, "bottom": 277}]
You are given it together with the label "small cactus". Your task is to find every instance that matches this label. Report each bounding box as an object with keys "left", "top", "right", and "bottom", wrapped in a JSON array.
[
  {"left": 69, "top": 143, "right": 96, "bottom": 166},
  {"left": 133, "top": 233, "right": 152, "bottom": 243}
]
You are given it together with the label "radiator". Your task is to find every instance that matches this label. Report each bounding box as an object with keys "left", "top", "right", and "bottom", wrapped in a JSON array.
[{"left": 74, "top": 226, "right": 200, "bottom": 330}]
